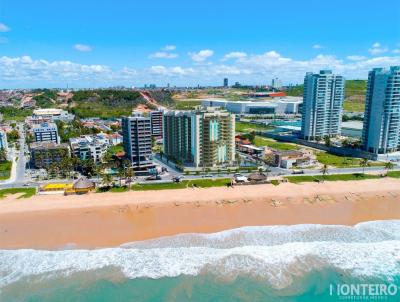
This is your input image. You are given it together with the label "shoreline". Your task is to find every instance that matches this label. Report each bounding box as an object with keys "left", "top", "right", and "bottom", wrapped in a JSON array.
[{"left": 0, "top": 178, "right": 399, "bottom": 249}]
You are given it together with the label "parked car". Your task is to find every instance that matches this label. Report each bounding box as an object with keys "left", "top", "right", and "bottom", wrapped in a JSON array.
[
  {"left": 292, "top": 169, "right": 305, "bottom": 175},
  {"left": 145, "top": 175, "right": 161, "bottom": 181}
]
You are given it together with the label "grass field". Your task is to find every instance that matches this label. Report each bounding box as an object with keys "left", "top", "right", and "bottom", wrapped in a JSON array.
[
  {"left": 0, "top": 161, "right": 12, "bottom": 180},
  {"left": 286, "top": 173, "right": 380, "bottom": 184},
  {"left": 254, "top": 136, "right": 299, "bottom": 151},
  {"left": 235, "top": 121, "right": 272, "bottom": 132},
  {"left": 132, "top": 178, "right": 231, "bottom": 191},
  {"left": 316, "top": 152, "right": 384, "bottom": 168},
  {"left": 343, "top": 100, "right": 365, "bottom": 112},
  {"left": 173, "top": 100, "right": 202, "bottom": 110},
  {"left": 387, "top": 171, "right": 400, "bottom": 178},
  {"left": 0, "top": 188, "right": 36, "bottom": 199}
]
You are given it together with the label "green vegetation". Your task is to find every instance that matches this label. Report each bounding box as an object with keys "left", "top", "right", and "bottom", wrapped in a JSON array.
[
  {"left": 270, "top": 179, "right": 280, "bottom": 186},
  {"left": 173, "top": 100, "right": 202, "bottom": 110},
  {"left": 132, "top": 178, "right": 231, "bottom": 191},
  {"left": 236, "top": 121, "right": 272, "bottom": 132},
  {"left": 316, "top": 152, "right": 384, "bottom": 168},
  {"left": 106, "top": 144, "right": 124, "bottom": 156},
  {"left": 0, "top": 188, "right": 36, "bottom": 199},
  {"left": 254, "top": 136, "right": 299, "bottom": 151},
  {"left": 0, "top": 107, "right": 33, "bottom": 122},
  {"left": 56, "top": 120, "right": 100, "bottom": 143},
  {"left": 343, "top": 80, "right": 367, "bottom": 112},
  {"left": 284, "top": 85, "right": 304, "bottom": 96},
  {"left": 286, "top": 173, "right": 380, "bottom": 184},
  {"left": 7, "top": 129, "right": 20, "bottom": 143},
  {"left": 387, "top": 171, "right": 400, "bottom": 178},
  {"left": 0, "top": 161, "right": 12, "bottom": 180},
  {"left": 33, "top": 89, "right": 58, "bottom": 108},
  {"left": 343, "top": 101, "right": 365, "bottom": 112},
  {"left": 71, "top": 90, "right": 145, "bottom": 118}
]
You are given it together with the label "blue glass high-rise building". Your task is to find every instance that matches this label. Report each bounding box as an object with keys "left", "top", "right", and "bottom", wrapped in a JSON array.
[{"left": 362, "top": 66, "right": 400, "bottom": 154}]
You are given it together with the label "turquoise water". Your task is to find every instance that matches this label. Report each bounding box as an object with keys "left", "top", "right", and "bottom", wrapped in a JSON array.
[
  {"left": 1, "top": 221, "right": 400, "bottom": 302},
  {"left": 271, "top": 120, "right": 302, "bottom": 127}
]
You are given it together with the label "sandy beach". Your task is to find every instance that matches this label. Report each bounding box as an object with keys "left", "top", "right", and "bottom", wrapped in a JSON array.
[{"left": 0, "top": 178, "right": 399, "bottom": 249}]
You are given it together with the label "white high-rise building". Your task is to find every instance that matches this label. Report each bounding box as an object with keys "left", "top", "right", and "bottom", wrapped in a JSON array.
[
  {"left": 362, "top": 66, "right": 400, "bottom": 154},
  {"left": 271, "top": 78, "right": 282, "bottom": 89},
  {"left": 300, "top": 70, "right": 344, "bottom": 140}
]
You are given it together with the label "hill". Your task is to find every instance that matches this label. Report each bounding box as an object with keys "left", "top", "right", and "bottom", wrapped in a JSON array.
[{"left": 69, "top": 90, "right": 174, "bottom": 118}]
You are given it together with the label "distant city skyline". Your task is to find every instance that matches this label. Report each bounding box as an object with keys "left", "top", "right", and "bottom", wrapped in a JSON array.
[{"left": 0, "top": 0, "right": 399, "bottom": 88}]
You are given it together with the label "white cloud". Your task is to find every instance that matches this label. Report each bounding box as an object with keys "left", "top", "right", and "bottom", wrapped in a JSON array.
[
  {"left": 368, "top": 42, "right": 388, "bottom": 55},
  {"left": 0, "top": 23, "right": 10, "bottom": 32},
  {"left": 2, "top": 52, "right": 400, "bottom": 87},
  {"left": 222, "top": 52, "right": 247, "bottom": 61},
  {"left": 313, "top": 44, "right": 323, "bottom": 49},
  {"left": 189, "top": 49, "right": 214, "bottom": 62},
  {"left": 392, "top": 49, "right": 400, "bottom": 54},
  {"left": 162, "top": 45, "right": 176, "bottom": 51},
  {"left": 148, "top": 52, "right": 178, "bottom": 59},
  {"left": 347, "top": 55, "right": 367, "bottom": 61},
  {"left": 74, "top": 44, "right": 92, "bottom": 52}
]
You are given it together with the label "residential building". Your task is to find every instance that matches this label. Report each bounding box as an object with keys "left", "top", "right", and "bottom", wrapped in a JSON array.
[
  {"left": 223, "top": 78, "right": 229, "bottom": 88},
  {"left": 30, "top": 142, "right": 70, "bottom": 169},
  {"left": 362, "top": 66, "right": 400, "bottom": 154},
  {"left": 150, "top": 110, "right": 163, "bottom": 138},
  {"left": 0, "top": 130, "right": 8, "bottom": 150},
  {"left": 163, "top": 107, "right": 236, "bottom": 167},
  {"left": 32, "top": 122, "right": 60, "bottom": 144},
  {"left": 122, "top": 113, "right": 154, "bottom": 173},
  {"left": 271, "top": 78, "right": 282, "bottom": 89},
  {"left": 69, "top": 135, "right": 109, "bottom": 163},
  {"left": 300, "top": 70, "right": 344, "bottom": 140}
]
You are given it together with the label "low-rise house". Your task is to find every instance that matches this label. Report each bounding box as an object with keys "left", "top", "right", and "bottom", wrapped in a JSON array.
[
  {"left": 32, "top": 108, "right": 75, "bottom": 122},
  {"left": 272, "top": 150, "right": 311, "bottom": 169},
  {"left": 69, "top": 135, "right": 109, "bottom": 163},
  {"left": 30, "top": 142, "right": 70, "bottom": 169}
]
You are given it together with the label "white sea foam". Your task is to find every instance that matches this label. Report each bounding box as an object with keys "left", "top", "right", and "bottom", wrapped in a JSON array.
[{"left": 0, "top": 221, "right": 399, "bottom": 290}]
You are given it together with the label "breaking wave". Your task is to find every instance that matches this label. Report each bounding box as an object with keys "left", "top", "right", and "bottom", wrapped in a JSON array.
[{"left": 1, "top": 220, "right": 400, "bottom": 291}]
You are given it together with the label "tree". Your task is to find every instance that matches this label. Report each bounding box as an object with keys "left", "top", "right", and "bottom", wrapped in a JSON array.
[
  {"left": 360, "top": 158, "right": 370, "bottom": 174},
  {"left": 384, "top": 161, "right": 394, "bottom": 176},
  {"left": 320, "top": 164, "right": 328, "bottom": 180},
  {"left": 125, "top": 167, "right": 135, "bottom": 190},
  {"left": 0, "top": 149, "right": 7, "bottom": 162},
  {"left": 101, "top": 173, "right": 113, "bottom": 188},
  {"left": 324, "top": 136, "right": 331, "bottom": 147}
]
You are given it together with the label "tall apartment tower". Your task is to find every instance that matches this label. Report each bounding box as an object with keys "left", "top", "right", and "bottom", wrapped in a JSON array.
[
  {"left": 149, "top": 110, "right": 163, "bottom": 139},
  {"left": 300, "top": 70, "right": 344, "bottom": 140},
  {"left": 362, "top": 66, "right": 400, "bottom": 154},
  {"left": 271, "top": 78, "right": 282, "bottom": 89},
  {"left": 122, "top": 112, "right": 154, "bottom": 172},
  {"left": 163, "top": 108, "right": 235, "bottom": 167},
  {"left": 223, "top": 78, "right": 229, "bottom": 88},
  {"left": 32, "top": 122, "right": 60, "bottom": 144}
]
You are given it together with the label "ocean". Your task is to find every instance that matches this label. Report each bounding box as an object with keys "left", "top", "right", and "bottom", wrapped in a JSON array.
[{"left": 1, "top": 220, "right": 400, "bottom": 301}]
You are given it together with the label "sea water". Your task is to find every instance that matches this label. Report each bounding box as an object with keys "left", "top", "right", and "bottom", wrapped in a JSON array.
[{"left": 1, "top": 220, "right": 400, "bottom": 301}]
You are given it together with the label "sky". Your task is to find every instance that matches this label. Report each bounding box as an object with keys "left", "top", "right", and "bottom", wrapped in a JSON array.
[{"left": 0, "top": 0, "right": 399, "bottom": 88}]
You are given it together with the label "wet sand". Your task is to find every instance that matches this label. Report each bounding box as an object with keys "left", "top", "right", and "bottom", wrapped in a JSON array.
[{"left": 0, "top": 179, "right": 399, "bottom": 249}]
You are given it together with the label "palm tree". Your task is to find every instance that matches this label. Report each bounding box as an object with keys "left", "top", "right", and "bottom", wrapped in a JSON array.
[
  {"left": 360, "top": 158, "right": 370, "bottom": 174},
  {"left": 384, "top": 161, "right": 395, "bottom": 176},
  {"left": 320, "top": 164, "right": 328, "bottom": 180},
  {"left": 101, "top": 173, "right": 113, "bottom": 188},
  {"left": 0, "top": 149, "right": 7, "bottom": 162},
  {"left": 117, "top": 168, "right": 125, "bottom": 187},
  {"left": 125, "top": 167, "right": 135, "bottom": 190}
]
